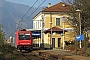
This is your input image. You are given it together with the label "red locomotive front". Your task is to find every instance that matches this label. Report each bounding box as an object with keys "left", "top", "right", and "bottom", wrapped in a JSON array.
[{"left": 15, "top": 29, "right": 33, "bottom": 51}]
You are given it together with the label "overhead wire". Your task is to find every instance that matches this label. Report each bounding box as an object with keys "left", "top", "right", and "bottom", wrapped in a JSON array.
[
  {"left": 18, "top": 0, "right": 46, "bottom": 28},
  {"left": 21, "top": 0, "right": 39, "bottom": 19},
  {"left": 16, "top": 0, "right": 39, "bottom": 30},
  {"left": 26, "top": 0, "right": 46, "bottom": 20}
]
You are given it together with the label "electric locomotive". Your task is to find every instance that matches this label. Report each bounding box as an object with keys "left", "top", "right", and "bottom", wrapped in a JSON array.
[{"left": 15, "top": 29, "right": 33, "bottom": 51}]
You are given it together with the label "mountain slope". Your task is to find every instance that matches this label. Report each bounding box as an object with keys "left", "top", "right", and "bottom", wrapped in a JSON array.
[{"left": 0, "top": 0, "right": 43, "bottom": 39}]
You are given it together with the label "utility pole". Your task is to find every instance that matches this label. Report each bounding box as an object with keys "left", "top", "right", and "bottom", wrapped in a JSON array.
[
  {"left": 50, "top": 12, "right": 52, "bottom": 48},
  {"left": 76, "top": 9, "right": 81, "bottom": 48},
  {"left": 41, "top": 9, "right": 44, "bottom": 49},
  {"left": 62, "top": 17, "right": 65, "bottom": 50}
]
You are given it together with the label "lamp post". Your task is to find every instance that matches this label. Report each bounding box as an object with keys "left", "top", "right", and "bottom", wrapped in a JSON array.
[
  {"left": 76, "top": 9, "right": 81, "bottom": 48},
  {"left": 74, "top": 24, "right": 78, "bottom": 55}
]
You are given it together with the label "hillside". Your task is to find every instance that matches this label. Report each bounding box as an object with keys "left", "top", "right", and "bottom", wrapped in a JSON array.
[{"left": 0, "top": 0, "right": 43, "bottom": 39}]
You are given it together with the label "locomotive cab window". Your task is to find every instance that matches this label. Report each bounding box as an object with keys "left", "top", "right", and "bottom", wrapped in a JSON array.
[{"left": 19, "top": 34, "right": 30, "bottom": 40}]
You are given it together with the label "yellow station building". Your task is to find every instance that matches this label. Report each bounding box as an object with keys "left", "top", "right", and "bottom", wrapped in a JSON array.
[{"left": 32, "top": 2, "right": 76, "bottom": 49}]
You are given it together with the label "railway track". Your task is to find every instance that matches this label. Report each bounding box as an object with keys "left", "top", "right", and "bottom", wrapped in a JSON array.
[
  {"left": 1, "top": 45, "right": 89, "bottom": 60},
  {"left": 20, "top": 52, "right": 42, "bottom": 60},
  {"left": 15, "top": 48, "right": 48, "bottom": 60},
  {"left": 8, "top": 47, "right": 89, "bottom": 60},
  {"left": 15, "top": 48, "right": 73, "bottom": 60}
]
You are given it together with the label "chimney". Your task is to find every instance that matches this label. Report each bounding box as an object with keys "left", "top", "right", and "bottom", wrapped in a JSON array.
[
  {"left": 62, "top": 3, "right": 66, "bottom": 7},
  {"left": 48, "top": 3, "right": 51, "bottom": 8}
]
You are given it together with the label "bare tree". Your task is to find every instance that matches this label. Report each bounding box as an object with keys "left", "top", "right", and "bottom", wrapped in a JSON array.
[
  {"left": 62, "top": 0, "right": 90, "bottom": 32},
  {"left": 62, "top": 0, "right": 90, "bottom": 52}
]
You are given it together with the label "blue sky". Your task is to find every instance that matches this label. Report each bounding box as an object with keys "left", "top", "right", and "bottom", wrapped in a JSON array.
[{"left": 6, "top": 0, "right": 62, "bottom": 7}]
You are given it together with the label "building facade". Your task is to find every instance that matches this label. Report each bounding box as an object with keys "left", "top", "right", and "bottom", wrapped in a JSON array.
[{"left": 32, "top": 2, "right": 76, "bottom": 49}]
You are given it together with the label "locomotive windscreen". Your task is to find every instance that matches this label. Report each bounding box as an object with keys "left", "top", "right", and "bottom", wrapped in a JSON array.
[{"left": 19, "top": 34, "right": 30, "bottom": 40}]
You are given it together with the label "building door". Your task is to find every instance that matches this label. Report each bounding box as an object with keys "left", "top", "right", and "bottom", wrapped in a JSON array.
[
  {"left": 58, "top": 38, "right": 61, "bottom": 47},
  {"left": 52, "top": 38, "right": 55, "bottom": 48}
]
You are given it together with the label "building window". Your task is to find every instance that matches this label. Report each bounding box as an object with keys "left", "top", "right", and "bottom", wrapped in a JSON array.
[
  {"left": 38, "top": 21, "right": 39, "bottom": 28},
  {"left": 34, "top": 23, "right": 35, "bottom": 29},
  {"left": 56, "top": 18, "right": 60, "bottom": 26},
  {"left": 40, "top": 21, "right": 41, "bottom": 27},
  {"left": 36, "top": 22, "right": 37, "bottom": 29}
]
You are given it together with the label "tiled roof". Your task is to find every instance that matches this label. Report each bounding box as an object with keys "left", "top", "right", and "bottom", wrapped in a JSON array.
[
  {"left": 44, "top": 27, "right": 67, "bottom": 32},
  {"left": 43, "top": 2, "right": 72, "bottom": 12}
]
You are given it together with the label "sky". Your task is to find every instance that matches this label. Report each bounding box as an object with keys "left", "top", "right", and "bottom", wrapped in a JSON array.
[{"left": 6, "top": 0, "right": 62, "bottom": 7}]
